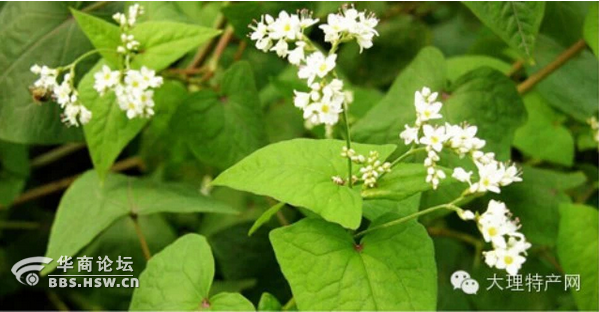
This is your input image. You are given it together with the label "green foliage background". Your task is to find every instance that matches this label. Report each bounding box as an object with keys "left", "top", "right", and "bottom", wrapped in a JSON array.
[{"left": 0, "top": 1, "right": 597, "bottom": 311}]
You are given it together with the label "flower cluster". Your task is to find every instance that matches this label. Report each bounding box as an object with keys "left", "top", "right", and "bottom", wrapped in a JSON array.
[
  {"left": 94, "top": 65, "right": 163, "bottom": 119},
  {"left": 460, "top": 200, "right": 531, "bottom": 275},
  {"left": 30, "top": 65, "right": 91, "bottom": 127},
  {"left": 249, "top": 6, "right": 378, "bottom": 127},
  {"left": 339, "top": 147, "right": 391, "bottom": 188},
  {"left": 93, "top": 5, "right": 164, "bottom": 120},
  {"left": 113, "top": 4, "right": 143, "bottom": 54},
  {"left": 399, "top": 87, "right": 522, "bottom": 191},
  {"left": 320, "top": 6, "right": 379, "bottom": 52},
  {"left": 587, "top": 116, "right": 599, "bottom": 149}
]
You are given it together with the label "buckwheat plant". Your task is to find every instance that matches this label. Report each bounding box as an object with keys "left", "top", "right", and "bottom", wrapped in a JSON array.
[
  {"left": 250, "top": 5, "right": 381, "bottom": 186},
  {"left": 29, "top": 4, "right": 163, "bottom": 126},
  {"left": 248, "top": 5, "right": 529, "bottom": 278}
]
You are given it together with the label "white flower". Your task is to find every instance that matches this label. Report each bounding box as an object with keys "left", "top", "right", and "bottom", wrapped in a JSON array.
[
  {"left": 53, "top": 80, "right": 73, "bottom": 108},
  {"left": 293, "top": 91, "right": 310, "bottom": 109},
  {"left": 447, "top": 123, "right": 481, "bottom": 155},
  {"left": 470, "top": 162, "right": 502, "bottom": 193},
  {"left": 319, "top": 7, "right": 379, "bottom": 52},
  {"left": 499, "top": 162, "right": 522, "bottom": 186},
  {"left": 314, "top": 100, "right": 343, "bottom": 126},
  {"left": 492, "top": 247, "right": 527, "bottom": 276},
  {"left": 287, "top": 41, "right": 306, "bottom": 65},
  {"left": 298, "top": 52, "right": 337, "bottom": 85},
  {"left": 113, "top": 12, "right": 127, "bottom": 26},
  {"left": 426, "top": 167, "right": 446, "bottom": 190},
  {"left": 420, "top": 125, "right": 447, "bottom": 152},
  {"left": 140, "top": 66, "right": 163, "bottom": 88},
  {"left": 400, "top": 125, "right": 419, "bottom": 145},
  {"left": 458, "top": 209, "right": 475, "bottom": 221},
  {"left": 93, "top": 65, "right": 121, "bottom": 95},
  {"left": 415, "top": 91, "right": 443, "bottom": 124},
  {"left": 299, "top": 10, "right": 319, "bottom": 28},
  {"left": 270, "top": 39, "right": 289, "bottom": 58},
  {"left": 467, "top": 200, "right": 530, "bottom": 275},
  {"left": 62, "top": 104, "right": 80, "bottom": 127},
  {"left": 124, "top": 70, "right": 145, "bottom": 91},
  {"left": 478, "top": 200, "right": 519, "bottom": 248},
  {"left": 79, "top": 105, "right": 92, "bottom": 125},
  {"left": 31, "top": 65, "right": 58, "bottom": 90},
  {"left": 269, "top": 11, "right": 301, "bottom": 41},
  {"left": 452, "top": 167, "right": 472, "bottom": 184}
]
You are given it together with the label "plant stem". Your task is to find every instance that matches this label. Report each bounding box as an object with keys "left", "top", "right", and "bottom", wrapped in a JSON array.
[
  {"left": 66, "top": 48, "right": 115, "bottom": 70},
  {"left": 354, "top": 201, "right": 462, "bottom": 238},
  {"left": 507, "top": 60, "right": 524, "bottom": 78},
  {"left": 343, "top": 103, "right": 353, "bottom": 186},
  {"left": 517, "top": 39, "right": 587, "bottom": 95},
  {"left": 0, "top": 220, "right": 40, "bottom": 230},
  {"left": 206, "top": 26, "right": 235, "bottom": 74},
  {"left": 282, "top": 297, "right": 295, "bottom": 311},
  {"left": 276, "top": 210, "right": 289, "bottom": 226},
  {"left": 131, "top": 215, "right": 151, "bottom": 261},
  {"left": 390, "top": 147, "right": 426, "bottom": 168},
  {"left": 0, "top": 157, "right": 145, "bottom": 210},
  {"left": 187, "top": 14, "right": 227, "bottom": 70},
  {"left": 31, "top": 143, "right": 86, "bottom": 168}
]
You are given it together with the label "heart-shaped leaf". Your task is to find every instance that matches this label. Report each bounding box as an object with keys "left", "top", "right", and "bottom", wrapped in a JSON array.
[
  {"left": 270, "top": 217, "right": 437, "bottom": 310},
  {"left": 129, "top": 234, "right": 254, "bottom": 311},
  {"left": 213, "top": 138, "right": 397, "bottom": 229}
]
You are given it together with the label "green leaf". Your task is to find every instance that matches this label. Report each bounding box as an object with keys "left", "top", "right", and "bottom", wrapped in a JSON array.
[
  {"left": 73, "top": 9, "right": 221, "bottom": 71},
  {"left": 131, "top": 21, "right": 220, "bottom": 71},
  {"left": 499, "top": 166, "right": 587, "bottom": 246},
  {"left": 248, "top": 202, "right": 285, "bottom": 236},
  {"left": 557, "top": 204, "right": 598, "bottom": 311},
  {"left": 541, "top": 2, "right": 591, "bottom": 47},
  {"left": 270, "top": 217, "right": 437, "bottom": 310},
  {"left": 0, "top": 141, "right": 29, "bottom": 206},
  {"left": 463, "top": 1, "right": 545, "bottom": 62},
  {"left": 0, "top": 2, "right": 91, "bottom": 144},
  {"left": 362, "top": 194, "right": 421, "bottom": 221},
  {"left": 130, "top": 234, "right": 254, "bottom": 311},
  {"left": 136, "top": 1, "right": 224, "bottom": 27},
  {"left": 173, "top": 61, "right": 267, "bottom": 170},
  {"left": 257, "top": 293, "right": 282, "bottom": 311},
  {"left": 213, "top": 139, "right": 397, "bottom": 229},
  {"left": 513, "top": 92, "right": 574, "bottom": 166},
  {"left": 352, "top": 47, "right": 446, "bottom": 152},
  {"left": 526, "top": 35, "right": 598, "bottom": 122},
  {"left": 444, "top": 67, "right": 526, "bottom": 160},
  {"left": 73, "top": 214, "right": 178, "bottom": 311},
  {"left": 446, "top": 55, "right": 512, "bottom": 82},
  {"left": 584, "top": 2, "right": 599, "bottom": 59},
  {"left": 43, "top": 170, "right": 236, "bottom": 274},
  {"left": 71, "top": 9, "right": 121, "bottom": 67},
  {"left": 208, "top": 222, "right": 279, "bottom": 281}
]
